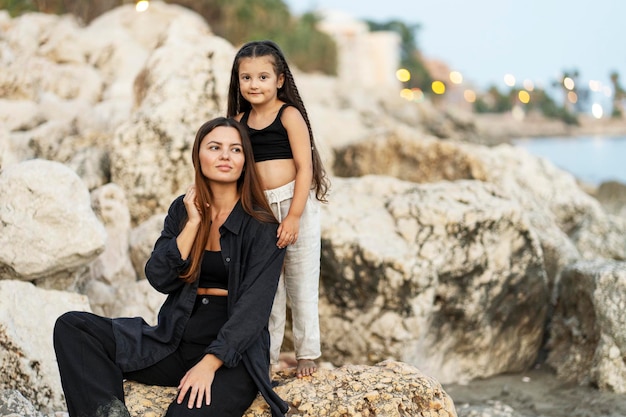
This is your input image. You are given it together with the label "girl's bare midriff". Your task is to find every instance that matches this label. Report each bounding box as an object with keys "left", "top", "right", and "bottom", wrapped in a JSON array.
[{"left": 256, "top": 159, "right": 297, "bottom": 189}]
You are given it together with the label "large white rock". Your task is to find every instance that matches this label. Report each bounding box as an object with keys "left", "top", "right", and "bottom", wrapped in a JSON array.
[
  {"left": 129, "top": 213, "right": 166, "bottom": 281},
  {"left": 0, "top": 159, "right": 106, "bottom": 288},
  {"left": 320, "top": 176, "right": 548, "bottom": 384},
  {"left": 0, "top": 280, "right": 91, "bottom": 413},
  {"left": 110, "top": 20, "right": 235, "bottom": 223},
  {"left": 547, "top": 260, "right": 626, "bottom": 393}
]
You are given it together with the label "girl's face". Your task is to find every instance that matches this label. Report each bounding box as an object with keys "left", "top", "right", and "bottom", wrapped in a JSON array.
[
  {"left": 198, "top": 126, "right": 245, "bottom": 183},
  {"left": 237, "top": 56, "right": 284, "bottom": 107}
]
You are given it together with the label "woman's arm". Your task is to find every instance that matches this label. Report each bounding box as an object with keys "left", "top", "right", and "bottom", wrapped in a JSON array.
[
  {"left": 144, "top": 196, "right": 190, "bottom": 294},
  {"left": 277, "top": 106, "right": 313, "bottom": 248}
]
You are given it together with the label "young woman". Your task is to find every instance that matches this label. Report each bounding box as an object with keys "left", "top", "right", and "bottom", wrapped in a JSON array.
[
  {"left": 53, "top": 117, "right": 289, "bottom": 417},
  {"left": 227, "top": 40, "right": 330, "bottom": 378}
]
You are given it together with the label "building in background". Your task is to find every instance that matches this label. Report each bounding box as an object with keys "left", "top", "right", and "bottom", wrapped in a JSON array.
[{"left": 316, "top": 10, "right": 401, "bottom": 92}]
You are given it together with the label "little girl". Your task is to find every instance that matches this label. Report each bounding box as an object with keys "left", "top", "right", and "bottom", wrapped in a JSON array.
[{"left": 227, "top": 40, "right": 329, "bottom": 378}]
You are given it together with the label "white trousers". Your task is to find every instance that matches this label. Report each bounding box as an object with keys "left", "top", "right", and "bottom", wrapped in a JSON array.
[{"left": 264, "top": 181, "right": 321, "bottom": 364}]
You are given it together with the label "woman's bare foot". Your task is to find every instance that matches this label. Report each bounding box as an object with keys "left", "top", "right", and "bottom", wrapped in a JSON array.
[{"left": 296, "top": 359, "right": 317, "bottom": 378}]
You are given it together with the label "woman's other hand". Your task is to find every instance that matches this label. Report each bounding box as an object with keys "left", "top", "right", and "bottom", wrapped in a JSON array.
[
  {"left": 176, "top": 354, "right": 223, "bottom": 408},
  {"left": 276, "top": 215, "right": 300, "bottom": 248}
]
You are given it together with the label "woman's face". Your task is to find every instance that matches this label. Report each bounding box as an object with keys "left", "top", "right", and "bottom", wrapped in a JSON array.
[{"left": 198, "top": 126, "right": 245, "bottom": 183}]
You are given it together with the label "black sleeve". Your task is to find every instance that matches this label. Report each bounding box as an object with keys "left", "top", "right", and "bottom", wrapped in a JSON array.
[{"left": 144, "top": 195, "right": 190, "bottom": 294}]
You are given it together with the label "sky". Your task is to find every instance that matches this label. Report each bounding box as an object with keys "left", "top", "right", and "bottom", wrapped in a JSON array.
[{"left": 284, "top": 0, "right": 626, "bottom": 97}]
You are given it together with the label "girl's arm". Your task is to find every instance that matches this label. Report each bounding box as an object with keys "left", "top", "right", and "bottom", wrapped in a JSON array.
[
  {"left": 277, "top": 105, "right": 313, "bottom": 247},
  {"left": 204, "top": 221, "right": 286, "bottom": 367}
]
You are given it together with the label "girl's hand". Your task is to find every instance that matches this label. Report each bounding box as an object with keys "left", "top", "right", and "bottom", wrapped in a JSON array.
[
  {"left": 183, "top": 185, "right": 202, "bottom": 225},
  {"left": 176, "top": 354, "right": 222, "bottom": 408},
  {"left": 277, "top": 215, "right": 300, "bottom": 248}
]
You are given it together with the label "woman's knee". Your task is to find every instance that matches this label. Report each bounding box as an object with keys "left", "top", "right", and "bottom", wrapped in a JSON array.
[{"left": 54, "top": 311, "right": 81, "bottom": 339}]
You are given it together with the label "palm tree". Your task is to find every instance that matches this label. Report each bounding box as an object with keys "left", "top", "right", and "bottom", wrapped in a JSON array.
[{"left": 610, "top": 71, "right": 625, "bottom": 118}]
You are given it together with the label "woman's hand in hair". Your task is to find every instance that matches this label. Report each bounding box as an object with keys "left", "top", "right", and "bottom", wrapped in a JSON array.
[{"left": 183, "top": 184, "right": 202, "bottom": 225}]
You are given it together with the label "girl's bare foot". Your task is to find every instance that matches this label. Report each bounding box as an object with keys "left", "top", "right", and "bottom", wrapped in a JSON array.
[{"left": 296, "top": 359, "right": 317, "bottom": 378}]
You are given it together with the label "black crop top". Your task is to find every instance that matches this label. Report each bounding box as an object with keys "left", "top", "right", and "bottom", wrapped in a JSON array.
[
  {"left": 198, "top": 250, "right": 228, "bottom": 290},
  {"left": 241, "top": 104, "right": 294, "bottom": 162}
]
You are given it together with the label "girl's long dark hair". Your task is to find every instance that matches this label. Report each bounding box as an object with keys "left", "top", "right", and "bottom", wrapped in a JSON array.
[
  {"left": 180, "top": 117, "right": 276, "bottom": 283},
  {"left": 227, "top": 40, "right": 329, "bottom": 203}
]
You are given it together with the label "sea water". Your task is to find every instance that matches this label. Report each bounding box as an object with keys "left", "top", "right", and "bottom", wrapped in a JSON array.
[{"left": 513, "top": 135, "right": 626, "bottom": 185}]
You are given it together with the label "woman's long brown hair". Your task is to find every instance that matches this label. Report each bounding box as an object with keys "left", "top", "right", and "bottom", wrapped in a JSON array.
[
  {"left": 227, "top": 40, "right": 330, "bottom": 203},
  {"left": 180, "top": 117, "right": 276, "bottom": 283}
]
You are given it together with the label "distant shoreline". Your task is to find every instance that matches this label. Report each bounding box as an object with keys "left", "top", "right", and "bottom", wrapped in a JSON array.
[{"left": 474, "top": 113, "right": 626, "bottom": 143}]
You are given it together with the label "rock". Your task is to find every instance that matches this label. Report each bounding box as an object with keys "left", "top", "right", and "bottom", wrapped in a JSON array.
[
  {"left": 331, "top": 128, "right": 626, "bottom": 291},
  {"left": 0, "top": 98, "right": 44, "bottom": 132},
  {"left": 319, "top": 176, "right": 548, "bottom": 384},
  {"left": 129, "top": 213, "right": 166, "bottom": 281},
  {"left": 0, "top": 280, "right": 91, "bottom": 413},
  {"left": 593, "top": 180, "right": 626, "bottom": 218},
  {"left": 88, "top": 183, "right": 135, "bottom": 288},
  {"left": 65, "top": 143, "right": 111, "bottom": 191},
  {"left": 455, "top": 400, "right": 520, "bottom": 417},
  {"left": 112, "top": 279, "right": 165, "bottom": 325},
  {"left": 124, "top": 360, "right": 457, "bottom": 417},
  {"left": 0, "top": 159, "right": 106, "bottom": 289},
  {"left": 546, "top": 260, "right": 626, "bottom": 393},
  {"left": 0, "top": 389, "right": 46, "bottom": 417},
  {"left": 108, "top": 4, "right": 235, "bottom": 224}
]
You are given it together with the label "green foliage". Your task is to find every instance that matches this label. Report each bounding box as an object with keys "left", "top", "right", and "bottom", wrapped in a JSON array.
[
  {"left": 473, "top": 84, "right": 579, "bottom": 125},
  {"left": 1, "top": 0, "right": 39, "bottom": 16},
  {"left": 0, "top": 0, "right": 337, "bottom": 74},
  {"left": 278, "top": 12, "right": 337, "bottom": 74},
  {"left": 174, "top": 0, "right": 336, "bottom": 74},
  {"left": 473, "top": 85, "right": 512, "bottom": 113},
  {"left": 610, "top": 71, "right": 625, "bottom": 119},
  {"left": 530, "top": 88, "right": 578, "bottom": 125},
  {"left": 0, "top": 0, "right": 124, "bottom": 22}
]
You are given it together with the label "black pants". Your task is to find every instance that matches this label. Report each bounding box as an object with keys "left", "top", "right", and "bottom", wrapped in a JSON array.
[{"left": 53, "top": 296, "right": 257, "bottom": 417}]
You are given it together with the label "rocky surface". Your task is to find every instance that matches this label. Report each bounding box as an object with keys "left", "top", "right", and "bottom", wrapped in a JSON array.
[
  {"left": 547, "top": 260, "right": 626, "bottom": 393},
  {"left": 123, "top": 361, "right": 457, "bottom": 417},
  {"left": 0, "top": 280, "right": 91, "bottom": 413},
  {"left": 0, "top": 3, "right": 625, "bottom": 417},
  {"left": 0, "top": 159, "right": 106, "bottom": 289},
  {"left": 319, "top": 176, "right": 547, "bottom": 384}
]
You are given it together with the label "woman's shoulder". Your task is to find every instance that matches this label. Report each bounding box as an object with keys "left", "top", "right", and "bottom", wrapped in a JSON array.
[{"left": 166, "top": 194, "right": 186, "bottom": 216}]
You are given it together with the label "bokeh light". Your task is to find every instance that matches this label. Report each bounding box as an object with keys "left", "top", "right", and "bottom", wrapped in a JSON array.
[
  {"left": 449, "top": 71, "right": 463, "bottom": 84},
  {"left": 518, "top": 90, "right": 530, "bottom": 104},
  {"left": 400, "top": 88, "right": 425, "bottom": 102},
  {"left": 411, "top": 88, "right": 425, "bottom": 102},
  {"left": 567, "top": 91, "right": 578, "bottom": 103},
  {"left": 396, "top": 69, "right": 411, "bottom": 83},
  {"left": 504, "top": 74, "right": 516, "bottom": 87},
  {"left": 431, "top": 80, "right": 446, "bottom": 95},
  {"left": 400, "top": 89, "right": 413, "bottom": 100},
  {"left": 523, "top": 79, "right": 535, "bottom": 91},
  {"left": 592, "top": 103, "right": 603, "bottom": 119},
  {"left": 463, "top": 89, "right": 476, "bottom": 103},
  {"left": 136, "top": 1, "right": 150, "bottom": 12},
  {"left": 563, "top": 77, "right": 575, "bottom": 90},
  {"left": 589, "top": 80, "right": 601, "bottom": 92}
]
